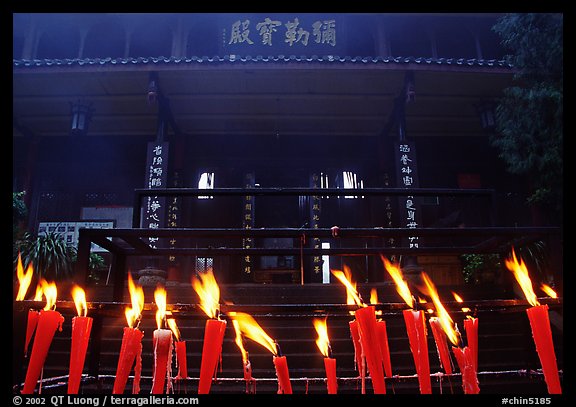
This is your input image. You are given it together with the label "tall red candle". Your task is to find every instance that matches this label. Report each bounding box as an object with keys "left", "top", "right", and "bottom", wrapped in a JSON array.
[
  {"left": 324, "top": 357, "right": 337, "bottom": 394},
  {"left": 22, "top": 309, "right": 64, "bottom": 394},
  {"left": 464, "top": 317, "right": 478, "bottom": 373},
  {"left": 376, "top": 320, "right": 393, "bottom": 378},
  {"left": 113, "top": 273, "right": 144, "bottom": 395},
  {"left": 67, "top": 286, "right": 93, "bottom": 394},
  {"left": 313, "top": 317, "right": 338, "bottom": 394},
  {"left": 429, "top": 317, "right": 453, "bottom": 375},
  {"left": 452, "top": 346, "right": 480, "bottom": 394},
  {"left": 355, "top": 306, "right": 386, "bottom": 394},
  {"left": 403, "top": 309, "right": 432, "bottom": 394},
  {"left": 526, "top": 305, "right": 562, "bottom": 394},
  {"left": 349, "top": 319, "right": 366, "bottom": 389},
  {"left": 151, "top": 329, "right": 173, "bottom": 394},
  {"left": 273, "top": 355, "right": 293, "bottom": 394},
  {"left": 25, "top": 310, "right": 40, "bottom": 357},
  {"left": 198, "top": 318, "right": 227, "bottom": 394},
  {"left": 175, "top": 341, "right": 188, "bottom": 379}
]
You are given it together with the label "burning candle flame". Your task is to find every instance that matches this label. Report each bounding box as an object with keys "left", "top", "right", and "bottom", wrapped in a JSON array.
[
  {"left": 381, "top": 255, "right": 414, "bottom": 308},
  {"left": 34, "top": 284, "right": 43, "bottom": 301},
  {"left": 125, "top": 272, "right": 144, "bottom": 328},
  {"left": 71, "top": 285, "right": 88, "bottom": 317},
  {"left": 229, "top": 312, "right": 249, "bottom": 365},
  {"left": 313, "top": 318, "right": 331, "bottom": 358},
  {"left": 154, "top": 286, "right": 167, "bottom": 330},
  {"left": 16, "top": 253, "right": 34, "bottom": 301},
  {"left": 39, "top": 279, "right": 57, "bottom": 311},
  {"left": 229, "top": 311, "right": 277, "bottom": 356},
  {"left": 192, "top": 268, "right": 221, "bottom": 319},
  {"left": 541, "top": 284, "right": 557, "bottom": 299},
  {"left": 167, "top": 318, "right": 181, "bottom": 342},
  {"left": 331, "top": 266, "right": 363, "bottom": 307},
  {"left": 505, "top": 248, "right": 540, "bottom": 307},
  {"left": 452, "top": 291, "right": 471, "bottom": 313},
  {"left": 370, "top": 288, "right": 378, "bottom": 304},
  {"left": 421, "top": 273, "right": 459, "bottom": 346}
]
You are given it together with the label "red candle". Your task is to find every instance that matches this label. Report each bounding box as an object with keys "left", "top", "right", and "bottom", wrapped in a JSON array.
[
  {"left": 464, "top": 317, "right": 478, "bottom": 373},
  {"left": 376, "top": 320, "right": 393, "bottom": 378},
  {"left": 67, "top": 285, "right": 93, "bottom": 394},
  {"left": 175, "top": 341, "right": 188, "bottom": 379},
  {"left": 355, "top": 306, "right": 386, "bottom": 394},
  {"left": 429, "top": 317, "right": 453, "bottom": 375},
  {"left": 151, "top": 329, "right": 173, "bottom": 394},
  {"left": 324, "top": 357, "right": 337, "bottom": 394},
  {"left": 505, "top": 248, "right": 562, "bottom": 394},
  {"left": 22, "top": 309, "right": 64, "bottom": 394},
  {"left": 273, "top": 355, "right": 293, "bottom": 394},
  {"left": 25, "top": 310, "right": 40, "bottom": 357},
  {"left": 452, "top": 346, "right": 480, "bottom": 394},
  {"left": 403, "top": 309, "right": 432, "bottom": 394},
  {"left": 113, "top": 273, "right": 144, "bottom": 395},
  {"left": 526, "top": 305, "right": 562, "bottom": 394},
  {"left": 349, "top": 320, "right": 365, "bottom": 385},
  {"left": 198, "top": 318, "right": 227, "bottom": 394},
  {"left": 113, "top": 326, "right": 144, "bottom": 394}
]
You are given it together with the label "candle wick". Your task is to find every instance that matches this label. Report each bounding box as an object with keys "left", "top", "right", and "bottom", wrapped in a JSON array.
[{"left": 274, "top": 340, "right": 283, "bottom": 357}]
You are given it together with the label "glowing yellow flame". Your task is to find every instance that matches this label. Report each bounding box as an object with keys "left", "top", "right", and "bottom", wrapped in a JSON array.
[
  {"left": 421, "top": 272, "right": 459, "bottom": 346},
  {"left": 229, "top": 311, "right": 277, "bottom": 356},
  {"left": 505, "top": 248, "right": 539, "bottom": 307},
  {"left": 125, "top": 272, "right": 144, "bottom": 328},
  {"left": 381, "top": 255, "right": 414, "bottom": 308},
  {"left": 452, "top": 291, "right": 471, "bottom": 313},
  {"left": 541, "top": 284, "right": 557, "bottom": 299},
  {"left": 167, "top": 318, "right": 181, "bottom": 342},
  {"left": 154, "top": 286, "right": 167, "bottom": 329},
  {"left": 331, "top": 266, "right": 363, "bottom": 307},
  {"left": 192, "top": 268, "right": 221, "bottom": 319},
  {"left": 229, "top": 312, "right": 249, "bottom": 364},
  {"left": 313, "top": 318, "right": 331, "bottom": 358},
  {"left": 16, "top": 253, "right": 34, "bottom": 301},
  {"left": 34, "top": 284, "right": 43, "bottom": 301},
  {"left": 370, "top": 288, "right": 378, "bottom": 304},
  {"left": 418, "top": 297, "right": 427, "bottom": 304},
  {"left": 427, "top": 308, "right": 435, "bottom": 314},
  {"left": 40, "top": 279, "right": 57, "bottom": 311},
  {"left": 71, "top": 285, "right": 88, "bottom": 317}
]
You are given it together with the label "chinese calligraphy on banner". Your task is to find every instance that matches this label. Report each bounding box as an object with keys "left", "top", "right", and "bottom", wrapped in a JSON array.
[
  {"left": 221, "top": 15, "right": 344, "bottom": 55},
  {"left": 394, "top": 141, "right": 422, "bottom": 249},
  {"left": 242, "top": 172, "right": 256, "bottom": 275},
  {"left": 309, "top": 173, "right": 322, "bottom": 282},
  {"left": 143, "top": 142, "right": 169, "bottom": 249}
]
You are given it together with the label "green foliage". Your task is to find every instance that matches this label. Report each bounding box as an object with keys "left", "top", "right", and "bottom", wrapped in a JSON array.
[
  {"left": 13, "top": 191, "right": 28, "bottom": 243},
  {"left": 460, "top": 253, "right": 501, "bottom": 284},
  {"left": 15, "top": 229, "right": 77, "bottom": 281},
  {"left": 491, "top": 13, "right": 563, "bottom": 222}
]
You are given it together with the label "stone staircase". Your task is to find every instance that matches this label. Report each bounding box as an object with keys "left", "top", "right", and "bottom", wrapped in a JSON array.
[{"left": 14, "top": 282, "right": 563, "bottom": 394}]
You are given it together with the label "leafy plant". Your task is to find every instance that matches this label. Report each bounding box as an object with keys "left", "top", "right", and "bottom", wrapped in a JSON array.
[
  {"left": 13, "top": 191, "right": 28, "bottom": 244},
  {"left": 15, "top": 229, "right": 77, "bottom": 281},
  {"left": 460, "top": 253, "right": 501, "bottom": 284}
]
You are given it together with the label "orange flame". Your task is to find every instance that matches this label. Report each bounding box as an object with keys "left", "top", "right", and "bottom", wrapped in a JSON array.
[
  {"left": 125, "top": 272, "right": 144, "bottom": 328},
  {"left": 313, "top": 317, "right": 331, "bottom": 358},
  {"left": 421, "top": 273, "right": 459, "bottom": 346},
  {"left": 71, "top": 285, "right": 88, "bottom": 317},
  {"left": 167, "top": 318, "right": 181, "bottom": 342},
  {"left": 505, "top": 248, "right": 539, "bottom": 307},
  {"left": 192, "top": 268, "right": 221, "bottom": 319},
  {"left": 16, "top": 253, "right": 34, "bottom": 301},
  {"left": 452, "top": 291, "right": 471, "bottom": 313},
  {"left": 541, "top": 284, "right": 557, "bottom": 299},
  {"left": 331, "top": 266, "right": 363, "bottom": 307},
  {"left": 40, "top": 279, "right": 57, "bottom": 311},
  {"left": 34, "top": 284, "right": 43, "bottom": 301},
  {"left": 381, "top": 255, "right": 414, "bottom": 308},
  {"left": 370, "top": 288, "right": 378, "bottom": 304},
  {"left": 229, "top": 312, "right": 249, "bottom": 364},
  {"left": 154, "top": 286, "right": 167, "bottom": 329},
  {"left": 229, "top": 311, "right": 277, "bottom": 356}
]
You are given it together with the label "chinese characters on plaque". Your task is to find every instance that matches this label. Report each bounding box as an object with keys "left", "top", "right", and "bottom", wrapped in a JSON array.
[
  {"left": 167, "top": 170, "right": 182, "bottom": 264},
  {"left": 38, "top": 221, "right": 114, "bottom": 252},
  {"left": 242, "top": 172, "right": 256, "bottom": 275},
  {"left": 144, "top": 142, "right": 169, "bottom": 249},
  {"left": 394, "top": 142, "right": 422, "bottom": 249},
  {"left": 310, "top": 173, "right": 322, "bottom": 282}
]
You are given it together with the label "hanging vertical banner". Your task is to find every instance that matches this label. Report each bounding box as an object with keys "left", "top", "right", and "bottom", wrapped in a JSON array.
[
  {"left": 309, "top": 173, "right": 322, "bottom": 283},
  {"left": 167, "top": 170, "right": 182, "bottom": 263},
  {"left": 242, "top": 172, "right": 255, "bottom": 275},
  {"left": 143, "top": 141, "right": 169, "bottom": 249},
  {"left": 394, "top": 141, "right": 422, "bottom": 249}
]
